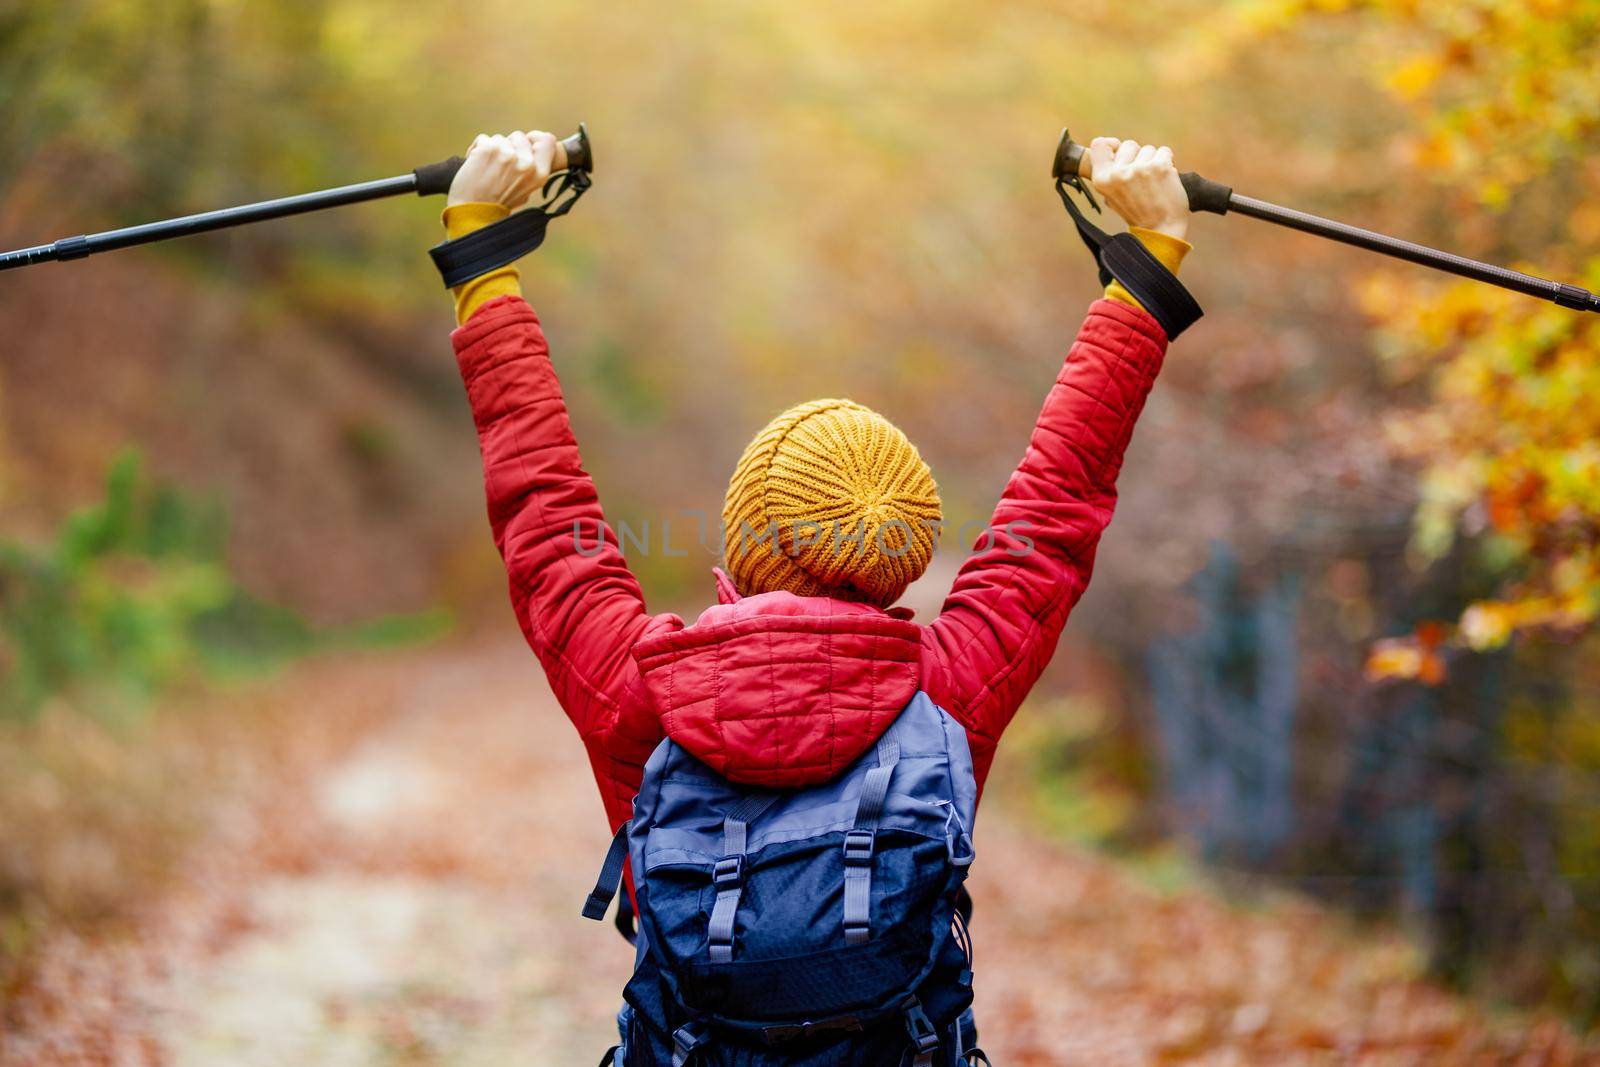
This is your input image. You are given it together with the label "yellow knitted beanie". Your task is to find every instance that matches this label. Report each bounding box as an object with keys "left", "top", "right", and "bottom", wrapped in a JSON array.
[{"left": 722, "top": 399, "right": 941, "bottom": 608}]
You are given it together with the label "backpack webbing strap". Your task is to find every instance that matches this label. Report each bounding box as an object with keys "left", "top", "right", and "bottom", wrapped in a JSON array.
[
  {"left": 761, "top": 1014, "right": 867, "bottom": 1043},
  {"left": 707, "top": 793, "right": 780, "bottom": 964},
  {"left": 843, "top": 736, "right": 901, "bottom": 946},
  {"left": 582, "top": 823, "right": 631, "bottom": 921},
  {"left": 428, "top": 169, "right": 591, "bottom": 288},
  {"left": 1054, "top": 178, "right": 1203, "bottom": 341}
]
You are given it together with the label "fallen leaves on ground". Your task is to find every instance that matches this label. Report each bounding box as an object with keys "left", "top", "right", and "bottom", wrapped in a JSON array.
[{"left": 3, "top": 641, "right": 1596, "bottom": 1066}]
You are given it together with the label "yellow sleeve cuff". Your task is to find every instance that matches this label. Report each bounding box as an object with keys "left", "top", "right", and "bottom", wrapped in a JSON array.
[
  {"left": 1105, "top": 227, "right": 1192, "bottom": 313},
  {"left": 442, "top": 202, "right": 522, "bottom": 326}
]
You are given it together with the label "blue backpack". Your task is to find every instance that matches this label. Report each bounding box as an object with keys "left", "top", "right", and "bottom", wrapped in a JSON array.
[{"left": 583, "top": 692, "right": 987, "bottom": 1066}]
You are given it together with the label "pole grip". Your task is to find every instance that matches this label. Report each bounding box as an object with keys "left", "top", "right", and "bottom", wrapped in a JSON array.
[
  {"left": 1052, "top": 128, "right": 1231, "bottom": 216},
  {"left": 413, "top": 123, "right": 593, "bottom": 197}
]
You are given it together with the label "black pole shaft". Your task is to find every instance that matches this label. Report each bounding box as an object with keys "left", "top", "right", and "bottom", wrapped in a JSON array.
[
  {"left": 1225, "top": 193, "right": 1600, "bottom": 312},
  {"left": 1052, "top": 129, "right": 1600, "bottom": 313},
  {"left": 0, "top": 125, "right": 590, "bottom": 274},
  {"left": 0, "top": 173, "right": 418, "bottom": 272}
]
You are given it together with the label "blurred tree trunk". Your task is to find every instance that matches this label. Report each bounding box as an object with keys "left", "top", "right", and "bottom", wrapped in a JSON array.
[{"left": 1146, "top": 542, "right": 1301, "bottom": 866}]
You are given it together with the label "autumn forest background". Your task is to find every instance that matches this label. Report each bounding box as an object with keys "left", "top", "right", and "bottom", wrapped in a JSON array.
[{"left": 3, "top": 1, "right": 1599, "bottom": 1063}]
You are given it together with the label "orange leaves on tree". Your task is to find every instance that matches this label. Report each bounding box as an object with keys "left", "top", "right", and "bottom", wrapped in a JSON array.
[
  {"left": 1385, "top": 53, "right": 1446, "bottom": 101},
  {"left": 1234, "top": 0, "right": 1600, "bottom": 677},
  {"left": 1236, "top": 0, "right": 1600, "bottom": 204},
  {"left": 1365, "top": 622, "right": 1449, "bottom": 684},
  {"left": 1370, "top": 267, "right": 1600, "bottom": 650}
]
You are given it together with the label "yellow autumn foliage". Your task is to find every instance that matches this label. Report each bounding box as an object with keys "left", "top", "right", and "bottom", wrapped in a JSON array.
[{"left": 1244, "top": 0, "right": 1600, "bottom": 665}]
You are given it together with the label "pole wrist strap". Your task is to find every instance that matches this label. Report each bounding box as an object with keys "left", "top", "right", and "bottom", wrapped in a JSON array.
[
  {"left": 1055, "top": 178, "right": 1202, "bottom": 340},
  {"left": 429, "top": 169, "right": 591, "bottom": 288}
]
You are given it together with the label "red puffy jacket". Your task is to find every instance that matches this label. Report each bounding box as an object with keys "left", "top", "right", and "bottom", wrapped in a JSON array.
[{"left": 453, "top": 295, "right": 1169, "bottom": 832}]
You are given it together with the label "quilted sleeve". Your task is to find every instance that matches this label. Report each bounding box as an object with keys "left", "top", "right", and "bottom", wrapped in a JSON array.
[
  {"left": 452, "top": 295, "right": 674, "bottom": 826},
  {"left": 920, "top": 298, "right": 1170, "bottom": 787}
]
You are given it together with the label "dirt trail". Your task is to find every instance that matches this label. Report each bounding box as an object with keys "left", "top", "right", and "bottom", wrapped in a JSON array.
[{"left": 8, "top": 641, "right": 1595, "bottom": 1066}]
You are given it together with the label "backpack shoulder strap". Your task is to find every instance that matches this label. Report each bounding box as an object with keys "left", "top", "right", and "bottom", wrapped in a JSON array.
[{"left": 613, "top": 885, "right": 638, "bottom": 945}]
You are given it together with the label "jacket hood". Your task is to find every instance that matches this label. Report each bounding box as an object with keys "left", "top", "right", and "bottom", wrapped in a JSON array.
[{"left": 631, "top": 569, "right": 922, "bottom": 787}]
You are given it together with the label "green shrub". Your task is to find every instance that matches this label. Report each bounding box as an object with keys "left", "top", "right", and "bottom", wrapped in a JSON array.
[{"left": 0, "top": 452, "right": 313, "bottom": 720}]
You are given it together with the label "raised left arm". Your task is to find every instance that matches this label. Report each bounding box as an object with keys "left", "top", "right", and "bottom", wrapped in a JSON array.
[{"left": 921, "top": 138, "right": 1195, "bottom": 790}]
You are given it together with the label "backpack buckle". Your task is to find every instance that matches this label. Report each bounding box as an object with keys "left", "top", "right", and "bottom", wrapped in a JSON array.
[
  {"left": 712, "top": 855, "right": 744, "bottom": 889},
  {"left": 902, "top": 997, "right": 940, "bottom": 1054},
  {"left": 842, "top": 829, "right": 875, "bottom": 867},
  {"left": 672, "top": 1023, "right": 706, "bottom": 1066}
]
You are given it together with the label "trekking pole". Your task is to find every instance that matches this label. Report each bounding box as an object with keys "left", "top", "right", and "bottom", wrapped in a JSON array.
[
  {"left": 1053, "top": 129, "right": 1600, "bottom": 313},
  {"left": 0, "top": 125, "right": 593, "bottom": 273}
]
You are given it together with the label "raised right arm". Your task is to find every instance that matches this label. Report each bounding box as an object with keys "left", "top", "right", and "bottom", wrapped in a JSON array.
[{"left": 446, "top": 131, "right": 674, "bottom": 828}]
